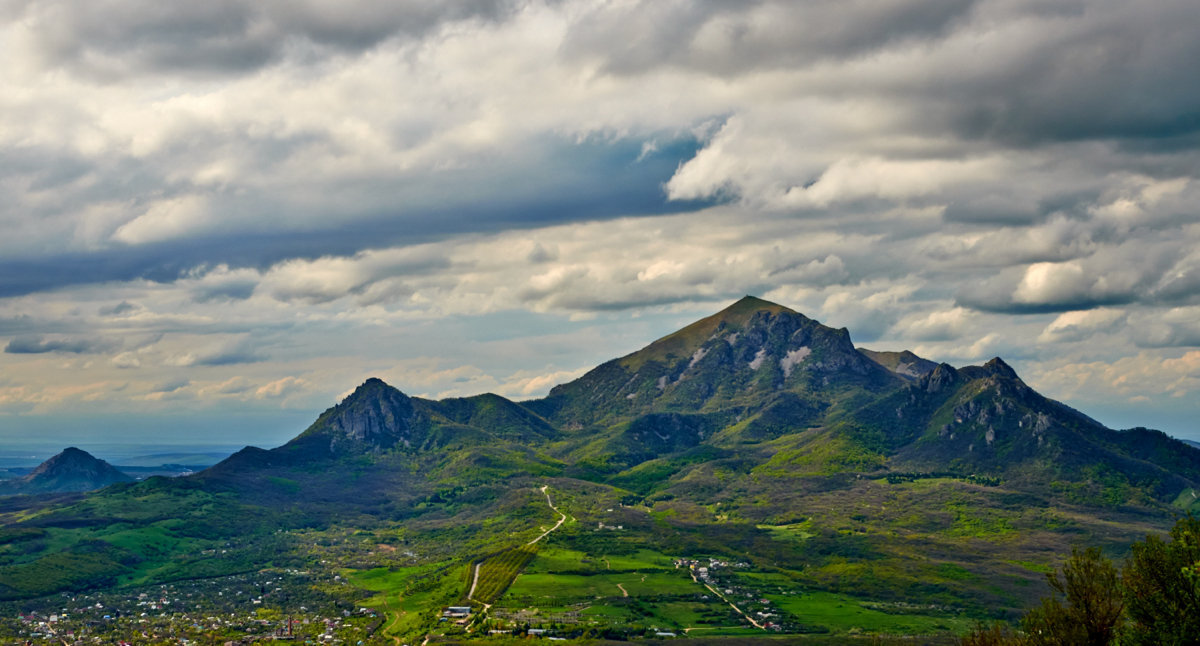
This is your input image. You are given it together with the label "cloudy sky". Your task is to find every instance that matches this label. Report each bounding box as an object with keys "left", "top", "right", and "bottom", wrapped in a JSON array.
[{"left": 2, "top": 0, "right": 1199, "bottom": 449}]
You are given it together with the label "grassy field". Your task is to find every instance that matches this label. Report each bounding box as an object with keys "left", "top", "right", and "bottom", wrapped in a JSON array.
[
  {"left": 348, "top": 561, "right": 470, "bottom": 641},
  {"left": 768, "top": 590, "right": 975, "bottom": 635},
  {"left": 504, "top": 570, "right": 697, "bottom": 602}
]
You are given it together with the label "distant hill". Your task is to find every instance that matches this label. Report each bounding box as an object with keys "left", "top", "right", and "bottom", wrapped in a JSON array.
[{"left": 0, "top": 447, "right": 132, "bottom": 496}]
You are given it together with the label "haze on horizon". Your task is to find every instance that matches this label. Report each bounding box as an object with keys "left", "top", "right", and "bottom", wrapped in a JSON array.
[{"left": 1, "top": 0, "right": 1198, "bottom": 447}]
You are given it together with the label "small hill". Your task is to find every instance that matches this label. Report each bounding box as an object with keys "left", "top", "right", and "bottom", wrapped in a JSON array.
[{"left": 0, "top": 447, "right": 132, "bottom": 495}]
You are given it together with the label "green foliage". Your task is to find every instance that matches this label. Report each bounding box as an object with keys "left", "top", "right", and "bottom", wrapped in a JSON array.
[
  {"left": 945, "top": 502, "right": 1015, "bottom": 539},
  {"left": 756, "top": 432, "right": 885, "bottom": 476},
  {"left": 0, "top": 540, "right": 135, "bottom": 599},
  {"left": 959, "top": 622, "right": 1025, "bottom": 646},
  {"left": 1022, "top": 546, "right": 1123, "bottom": 645},
  {"left": 267, "top": 476, "right": 301, "bottom": 494},
  {"left": 1122, "top": 515, "right": 1200, "bottom": 645},
  {"left": 470, "top": 545, "right": 537, "bottom": 603},
  {"left": 886, "top": 472, "right": 1001, "bottom": 486},
  {"left": 1171, "top": 488, "right": 1200, "bottom": 512}
]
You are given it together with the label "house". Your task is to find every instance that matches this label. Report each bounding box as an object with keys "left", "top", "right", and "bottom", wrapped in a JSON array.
[{"left": 442, "top": 606, "right": 472, "bottom": 618}]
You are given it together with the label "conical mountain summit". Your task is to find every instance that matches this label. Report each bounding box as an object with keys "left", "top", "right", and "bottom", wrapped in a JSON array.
[{"left": 0, "top": 447, "right": 132, "bottom": 495}]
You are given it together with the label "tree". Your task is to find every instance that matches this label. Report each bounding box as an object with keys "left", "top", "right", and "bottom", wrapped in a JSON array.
[
  {"left": 1122, "top": 515, "right": 1200, "bottom": 645},
  {"left": 1022, "top": 546, "right": 1123, "bottom": 646},
  {"left": 959, "top": 621, "right": 1025, "bottom": 646}
]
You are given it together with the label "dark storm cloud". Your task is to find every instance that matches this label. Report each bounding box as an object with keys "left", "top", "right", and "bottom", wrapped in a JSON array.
[
  {"left": 99, "top": 301, "right": 139, "bottom": 316},
  {"left": 192, "top": 281, "right": 257, "bottom": 303},
  {"left": 151, "top": 378, "right": 190, "bottom": 393},
  {"left": 0, "top": 315, "right": 44, "bottom": 336},
  {"left": 957, "top": 291, "right": 1137, "bottom": 316},
  {"left": 946, "top": 1, "right": 1200, "bottom": 147},
  {"left": 941, "top": 198, "right": 1041, "bottom": 226},
  {"left": 0, "top": 133, "right": 710, "bottom": 298},
  {"left": 563, "top": 0, "right": 979, "bottom": 76},
  {"left": 564, "top": 0, "right": 1200, "bottom": 152},
  {"left": 9, "top": 0, "right": 518, "bottom": 78},
  {"left": 4, "top": 335, "right": 117, "bottom": 354},
  {"left": 1134, "top": 327, "right": 1200, "bottom": 349},
  {"left": 191, "top": 350, "right": 264, "bottom": 367}
]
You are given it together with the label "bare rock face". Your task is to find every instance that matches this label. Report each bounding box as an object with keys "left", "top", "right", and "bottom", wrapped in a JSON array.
[
  {"left": 922, "top": 363, "right": 959, "bottom": 394},
  {"left": 300, "top": 378, "right": 428, "bottom": 455}
]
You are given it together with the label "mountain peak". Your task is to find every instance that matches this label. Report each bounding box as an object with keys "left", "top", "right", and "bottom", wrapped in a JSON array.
[
  {"left": 32, "top": 447, "right": 112, "bottom": 475},
  {"left": 615, "top": 296, "right": 809, "bottom": 373},
  {"left": 724, "top": 295, "right": 794, "bottom": 315},
  {"left": 536, "top": 295, "right": 895, "bottom": 426},
  {"left": 2, "top": 447, "right": 132, "bottom": 495},
  {"left": 347, "top": 377, "right": 396, "bottom": 398},
  {"left": 293, "top": 378, "right": 425, "bottom": 455},
  {"left": 982, "top": 357, "right": 1018, "bottom": 379}
]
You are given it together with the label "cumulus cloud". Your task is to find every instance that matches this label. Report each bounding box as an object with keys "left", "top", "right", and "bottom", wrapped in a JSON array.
[
  {"left": 1130, "top": 307, "right": 1200, "bottom": 348},
  {"left": 895, "top": 307, "right": 974, "bottom": 342},
  {"left": 255, "top": 376, "right": 307, "bottom": 399},
  {"left": 1038, "top": 309, "right": 1127, "bottom": 344}
]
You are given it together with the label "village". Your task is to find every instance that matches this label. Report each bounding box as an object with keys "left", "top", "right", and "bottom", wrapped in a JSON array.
[
  {"left": 673, "top": 557, "right": 794, "bottom": 632},
  {"left": 0, "top": 570, "right": 381, "bottom": 644}
]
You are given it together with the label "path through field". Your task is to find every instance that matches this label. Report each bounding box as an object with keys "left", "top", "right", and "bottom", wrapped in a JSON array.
[
  {"left": 468, "top": 562, "right": 483, "bottom": 602},
  {"left": 528, "top": 485, "right": 567, "bottom": 545},
  {"left": 380, "top": 593, "right": 406, "bottom": 645}
]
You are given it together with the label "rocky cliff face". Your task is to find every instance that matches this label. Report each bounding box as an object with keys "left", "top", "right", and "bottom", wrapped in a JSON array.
[{"left": 291, "top": 378, "right": 430, "bottom": 456}]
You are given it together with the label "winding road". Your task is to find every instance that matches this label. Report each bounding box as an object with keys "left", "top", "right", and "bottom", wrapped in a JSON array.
[{"left": 528, "top": 485, "right": 568, "bottom": 545}]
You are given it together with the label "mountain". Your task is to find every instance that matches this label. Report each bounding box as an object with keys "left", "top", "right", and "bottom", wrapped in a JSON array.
[
  {"left": 3, "top": 295, "right": 1199, "bottom": 639},
  {"left": 530, "top": 296, "right": 896, "bottom": 426},
  {"left": 0, "top": 447, "right": 132, "bottom": 495},
  {"left": 514, "top": 296, "right": 1200, "bottom": 504}
]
